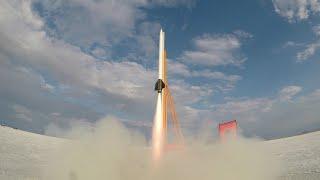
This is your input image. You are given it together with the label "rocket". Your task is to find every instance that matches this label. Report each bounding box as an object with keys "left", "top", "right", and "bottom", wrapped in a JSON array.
[
  {"left": 154, "top": 29, "right": 166, "bottom": 93},
  {"left": 152, "top": 29, "right": 167, "bottom": 162},
  {"left": 152, "top": 29, "right": 184, "bottom": 162}
]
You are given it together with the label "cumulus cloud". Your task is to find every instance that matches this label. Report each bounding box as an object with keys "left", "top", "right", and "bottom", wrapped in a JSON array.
[
  {"left": 180, "top": 33, "right": 248, "bottom": 66},
  {"left": 33, "top": 0, "right": 145, "bottom": 48},
  {"left": 204, "top": 86, "right": 320, "bottom": 139},
  {"left": 272, "top": 0, "right": 320, "bottom": 22},
  {"left": 278, "top": 86, "right": 302, "bottom": 101},
  {"left": 313, "top": 24, "right": 320, "bottom": 36},
  {"left": 289, "top": 24, "right": 320, "bottom": 62},
  {"left": 211, "top": 97, "right": 274, "bottom": 123},
  {"left": 169, "top": 79, "right": 213, "bottom": 105},
  {"left": 255, "top": 88, "right": 320, "bottom": 138},
  {"left": 173, "top": 32, "right": 247, "bottom": 93},
  {"left": 1, "top": 0, "right": 159, "bottom": 129},
  {"left": 0, "top": 0, "right": 214, "bottom": 135},
  {"left": 149, "top": 0, "right": 196, "bottom": 8},
  {"left": 283, "top": 41, "right": 303, "bottom": 48},
  {"left": 31, "top": 0, "right": 194, "bottom": 60},
  {"left": 0, "top": 2, "right": 155, "bottom": 99},
  {"left": 168, "top": 61, "right": 242, "bottom": 92},
  {"left": 11, "top": 104, "right": 33, "bottom": 122},
  {"left": 297, "top": 41, "right": 320, "bottom": 61}
]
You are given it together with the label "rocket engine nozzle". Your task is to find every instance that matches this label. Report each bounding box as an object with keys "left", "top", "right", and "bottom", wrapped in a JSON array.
[{"left": 155, "top": 79, "right": 165, "bottom": 93}]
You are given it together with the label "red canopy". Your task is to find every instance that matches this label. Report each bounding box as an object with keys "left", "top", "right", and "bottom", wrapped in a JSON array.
[{"left": 218, "top": 120, "right": 237, "bottom": 140}]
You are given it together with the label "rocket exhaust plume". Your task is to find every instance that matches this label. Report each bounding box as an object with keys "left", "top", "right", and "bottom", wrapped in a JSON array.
[{"left": 152, "top": 93, "right": 165, "bottom": 162}]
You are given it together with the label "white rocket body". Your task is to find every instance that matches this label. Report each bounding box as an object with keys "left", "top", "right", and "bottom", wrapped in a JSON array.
[{"left": 158, "top": 29, "right": 165, "bottom": 80}]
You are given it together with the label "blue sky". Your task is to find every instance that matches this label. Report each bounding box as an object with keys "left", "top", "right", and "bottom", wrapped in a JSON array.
[{"left": 1, "top": 0, "right": 320, "bottom": 139}]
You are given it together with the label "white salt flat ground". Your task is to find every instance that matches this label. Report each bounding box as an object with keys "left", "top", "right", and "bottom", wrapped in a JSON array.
[
  {"left": 267, "top": 131, "right": 320, "bottom": 179},
  {"left": 0, "top": 125, "right": 319, "bottom": 179}
]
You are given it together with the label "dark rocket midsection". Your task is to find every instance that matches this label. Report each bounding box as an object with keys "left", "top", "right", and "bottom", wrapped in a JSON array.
[{"left": 155, "top": 79, "right": 165, "bottom": 93}]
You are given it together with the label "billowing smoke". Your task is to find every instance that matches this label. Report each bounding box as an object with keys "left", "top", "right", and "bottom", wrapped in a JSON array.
[{"left": 44, "top": 117, "right": 283, "bottom": 180}]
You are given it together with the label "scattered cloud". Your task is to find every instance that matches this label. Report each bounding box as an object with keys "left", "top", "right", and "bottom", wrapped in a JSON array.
[
  {"left": 0, "top": 0, "right": 154, "bottom": 129},
  {"left": 283, "top": 41, "right": 304, "bottom": 48},
  {"left": 203, "top": 86, "right": 320, "bottom": 139},
  {"left": 212, "top": 85, "right": 302, "bottom": 120},
  {"left": 233, "top": 30, "right": 254, "bottom": 39},
  {"left": 288, "top": 24, "right": 320, "bottom": 62},
  {"left": 180, "top": 33, "right": 248, "bottom": 66},
  {"left": 255, "top": 88, "right": 320, "bottom": 138},
  {"left": 33, "top": 0, "right": 146, "bottom": 48},
  {"left": 212, "top": 97, "right": 274, "bottom": 121},
  {"left": 272, "top": 0, "right": 320, "bottom": 22},
  {"left": 191, "top": 70, "right": 241, "bottom": 82},
  {"left": 168, "top": 61, "right": 241, "bottom": 81},
  {"left": 11, "top": 104, "right": 33, "bottom": 122},
  {"left": 168, "top": 61, "right": 242, "bottom": 92},
  {"left": 297, "top": 41, "right": 320, "bottom": 61},
  {"left": 0, "top": 0, "right": 214, "bottom": 135},
  {"left": 149, "top": 0, "right": 197, "bottom": 8},
  {"left": 167, "top": 60, "right": 191, "bottom": 77},
  {"left": 169, "top": 79, "right": 214, "bottom": 105},
  {"left": 32, "top": 0, "right": 194, "bottom": 61},
  {"left": 278, "top": 86, "right": 302, "bottom": 101},
  {"left": 313, "top": 24, "right": 320, "bottom": 36}
]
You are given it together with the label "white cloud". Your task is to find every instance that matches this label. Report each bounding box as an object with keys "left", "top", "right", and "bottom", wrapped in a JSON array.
[
  {"left": 168, "top": 61, "right": 241, "bottom": 81},
  {"left": 297, "top": 41, "right": 320, "bottom": 61},
  {"left": 191, "top": 70, "right": 241, "bottom": 92},
  {"left": 283, "top": 41, "right": 304, "bottom": 48},
  {"left": 11, "top": 104, "right": 33, "bottom": 122},
  {"left": 180, "top": 33, "right": 247, "bottom": 66},
  {"left": 212, "top": 97, "right": 274, "bottom": 121},
  {"left": 278, "top": 86, "right": 302, "bottom": 101},
  {"left": 256, "top": 88, "right": 320, "bottom": 138},
  {"left": 149, "top": 0, "right": 196, "bottom": 8},
  {"left": 233, "top": 30, "right": 254, "bottom": 39},
  {"left": 34, "top": 0, "right": 147, "bottom": 47},
  {"left": 0, "top": 0, "right": 156, "bottom": 126},
  {"left": 168, "top": 61, "right": 242, "bottom": 92},
  {"left": 169, "top": 79, "right": 214, "bottom": 105},
  {"left": 313, "top": 24, "right": 320, "bottom": 36},
  {"left": 200, "top": 85, "right": 320, "bottom": 139},
  {"left": 212, "top": 86, "right": 302, "bottom": 121},
  {"left": 0, "top": 0, "right": 157, "bottom": 100},
  {"left": 168, "top": 60, "right": 191, "bottom": 77},
  {"left": 191, "top": 70, "right": 241, "bottom": 82},
  {"left": 283, "top": 25, "right": 320, "bottom": 62},
  {"left": 294, "top": 25, "right": 320, "bottom": 62},
  {"left": 31, "top": 0, "right": 194, "bottom": 59},
  {"left": 0, "top": 0, "right": 214, "bottom": 134},
  {"left": 273, "top": 0, "right": 320, "bottom": 22},
  {"left": 91, "top": 47, "right": 109, "bottom": 59}
]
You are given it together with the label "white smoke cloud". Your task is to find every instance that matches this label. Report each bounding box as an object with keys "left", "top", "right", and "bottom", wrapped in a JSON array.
[{"left": 44, "top": 117, "right": 283, "bottom": 180}]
